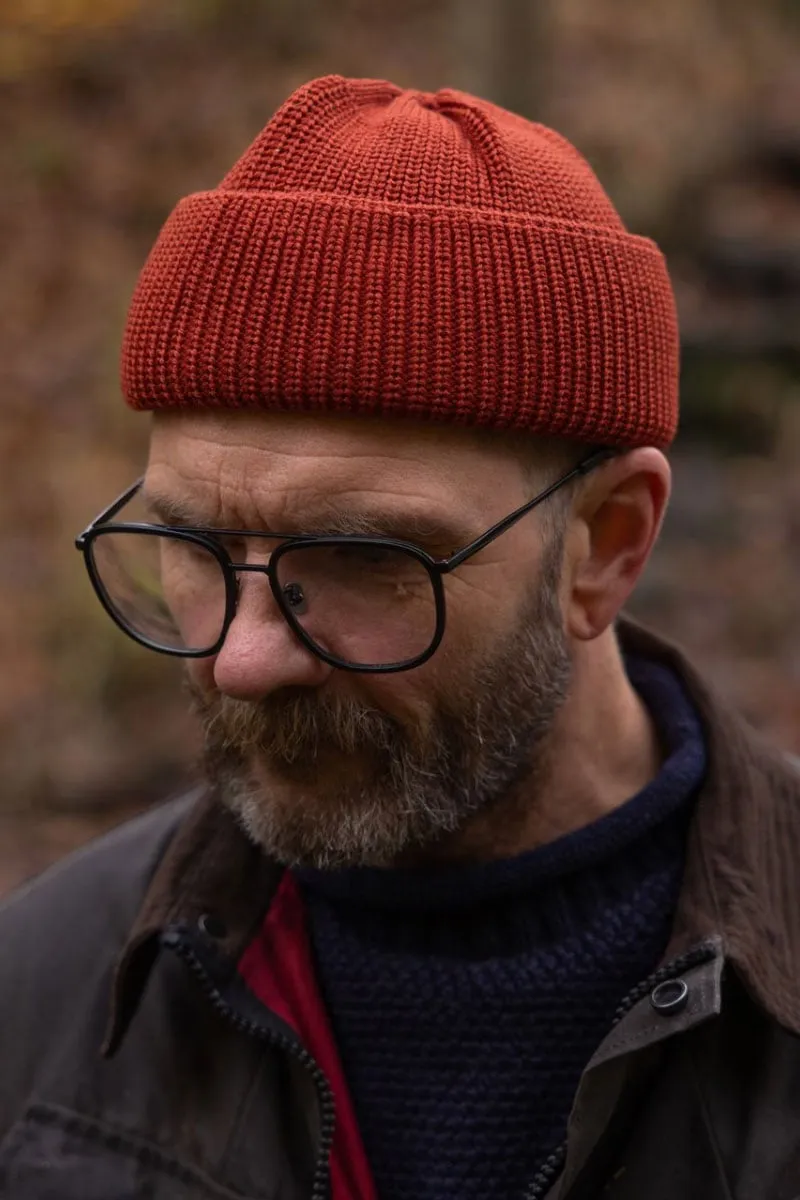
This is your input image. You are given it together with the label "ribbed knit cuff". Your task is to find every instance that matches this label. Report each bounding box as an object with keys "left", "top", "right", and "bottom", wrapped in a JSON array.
[{"left": 121, "top": 188, "right": 679, "bottom": 448}]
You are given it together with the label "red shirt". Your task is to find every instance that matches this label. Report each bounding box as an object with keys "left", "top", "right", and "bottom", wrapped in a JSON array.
[{"left": 238, "top": 871, "right": 377, "bottom": 1200}]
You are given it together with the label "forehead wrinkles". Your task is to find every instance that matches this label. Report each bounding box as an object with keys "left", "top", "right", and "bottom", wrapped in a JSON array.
[
  {"left": 151, "top": 430, "right": 493, "bottom": 526},
  {"left": 147, "top": 413, "right": 535, "bottom": 535},
  {"left": 214, "top": 462, "right": 465, "bottom": 534},
  {"left": 152, "top": 408, "right": 524, "bottom": 476}
]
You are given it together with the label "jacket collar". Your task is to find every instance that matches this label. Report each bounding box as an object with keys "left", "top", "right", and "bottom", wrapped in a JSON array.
[
  {"left": 617, "top": 618, "right": 800, "bottom": 1035},
  {"left": 104, "top": 795, "right": 284, "bottom": 1054},
  {"left": 106, "top": 616, "right": 800, "bottom": 1053}
]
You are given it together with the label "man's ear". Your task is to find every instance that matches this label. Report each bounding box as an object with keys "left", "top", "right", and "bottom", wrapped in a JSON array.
[{"left": 564, "top": 448, "right": 671, "bottom": 641}]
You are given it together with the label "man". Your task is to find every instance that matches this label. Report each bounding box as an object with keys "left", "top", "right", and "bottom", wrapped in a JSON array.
[{"left": 1, "top": 74, "right": 799, "bottom": 1200}]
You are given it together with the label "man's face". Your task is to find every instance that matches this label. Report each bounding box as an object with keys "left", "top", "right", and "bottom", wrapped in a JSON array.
[{"left": 145, "top": 410, "right": 573, "bottom": 868}]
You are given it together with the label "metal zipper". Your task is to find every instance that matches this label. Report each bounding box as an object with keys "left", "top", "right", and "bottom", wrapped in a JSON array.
[
  {"left": 163, "top": 930, "right": 336, "bottom": 1200},
  {"left": 523, "top": 941, "right": 717, "bottom": 1200}
]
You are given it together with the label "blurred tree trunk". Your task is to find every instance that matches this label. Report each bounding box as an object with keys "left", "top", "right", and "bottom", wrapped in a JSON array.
[{"left": 449, "top": 0, "right": 549, "bottom": 119}]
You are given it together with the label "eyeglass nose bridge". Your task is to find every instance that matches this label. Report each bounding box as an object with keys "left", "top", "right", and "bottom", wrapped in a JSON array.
[{"left": 227, "top": 559, "right": 309, "bottom": 621}]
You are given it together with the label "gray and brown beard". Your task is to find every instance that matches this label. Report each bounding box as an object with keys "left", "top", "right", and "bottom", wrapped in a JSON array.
[{"left": 190, "top": 539, "right": 571, "bottom": 869}]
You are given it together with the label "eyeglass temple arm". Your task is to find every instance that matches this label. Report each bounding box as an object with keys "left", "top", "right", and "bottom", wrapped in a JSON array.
[
  {"left": 75, "top": 477, "right": 144, "bottom": 546},
  {"left": 441, "top": 447, "right": 618, "bottom": 571}
]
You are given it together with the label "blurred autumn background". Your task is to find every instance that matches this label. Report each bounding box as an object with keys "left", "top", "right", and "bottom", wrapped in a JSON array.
[{"left": 1, "top": 0, "right": 799, "bottom": 894}]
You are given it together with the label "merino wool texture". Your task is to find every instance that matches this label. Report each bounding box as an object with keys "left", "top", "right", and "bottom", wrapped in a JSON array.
[
  {"left": 121, "top": 75, "right": 679, "bottom": 448},
  {"left": 296, "top": 658, "right": 707, "bottom": 1200}
]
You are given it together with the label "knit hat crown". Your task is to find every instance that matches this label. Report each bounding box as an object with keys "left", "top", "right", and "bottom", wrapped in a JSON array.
[
  {"left": 221, "top": 78, "right": 621, "bottom": 227},
  {"left": 121, "top": 75, "right": 679, "bottom": 447}
]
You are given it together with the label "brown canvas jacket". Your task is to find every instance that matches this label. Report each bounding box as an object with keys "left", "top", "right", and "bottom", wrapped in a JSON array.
[{"left": 2, "top": 619, "right": 800, "bottom": 1199}]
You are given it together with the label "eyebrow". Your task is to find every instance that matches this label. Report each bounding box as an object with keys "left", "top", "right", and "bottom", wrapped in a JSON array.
[{"left": 141, "top": 489, "right": 474, "bottom": 550}]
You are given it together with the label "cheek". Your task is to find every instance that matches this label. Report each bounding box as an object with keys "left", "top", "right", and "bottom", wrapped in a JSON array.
[
  {"left": 440, "top": 564, "right": 527, "bottom": 653},
  {"left": 320, "top": 667, "right": 441, "bottom": 741},
  {"left": 185, "top": 657, "right": 216, "bottom": 701},
  {"left": 351, "top": 627, "right": 481, "bottom": 729}
]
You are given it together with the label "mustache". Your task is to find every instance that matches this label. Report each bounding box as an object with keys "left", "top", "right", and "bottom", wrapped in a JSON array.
[{"left": 188, "top": 684, "right": 408, "bottom": 765}]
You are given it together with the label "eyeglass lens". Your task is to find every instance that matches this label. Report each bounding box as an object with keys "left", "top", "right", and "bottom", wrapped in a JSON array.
[{"left": 89, "top": 530, "right": 439, "bottom": 668}]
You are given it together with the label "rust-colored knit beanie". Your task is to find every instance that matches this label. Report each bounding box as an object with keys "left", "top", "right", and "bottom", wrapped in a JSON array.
[{"left": 121, "top": 75, "right": 679, "bottom": 447}]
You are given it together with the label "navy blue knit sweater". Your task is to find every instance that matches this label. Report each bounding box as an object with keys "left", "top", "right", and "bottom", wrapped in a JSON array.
[{"left": 297, "top": 658, "right": 707, "bottom": 1200}]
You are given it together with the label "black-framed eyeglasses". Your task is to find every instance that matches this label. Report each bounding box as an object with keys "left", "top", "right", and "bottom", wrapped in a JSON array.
[{"left": 74, "top": 447, "right": 615, "bottom": 674}]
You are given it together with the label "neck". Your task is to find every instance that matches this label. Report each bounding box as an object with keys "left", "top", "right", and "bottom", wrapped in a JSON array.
[{"left": 406, "top": 628, "right": 662, "bottom": 866}]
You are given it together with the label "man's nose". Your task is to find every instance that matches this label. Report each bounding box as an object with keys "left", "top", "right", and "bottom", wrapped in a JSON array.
[{"left": 207, "top": 570, "right": 332, "bottom": 701}]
